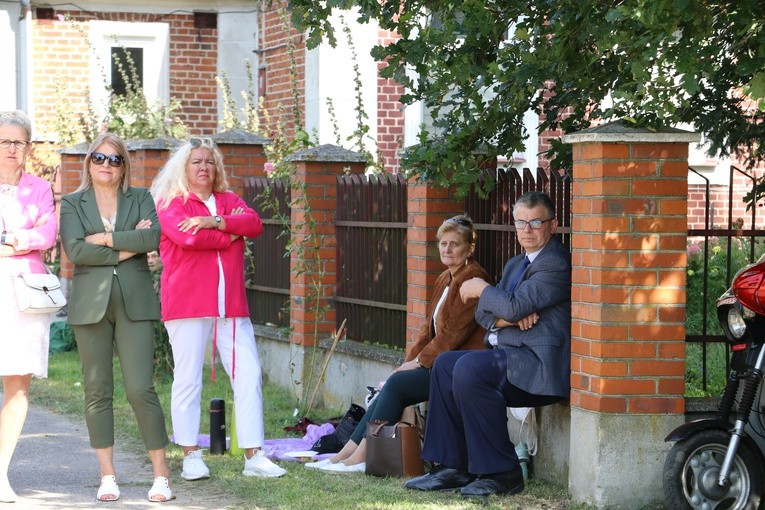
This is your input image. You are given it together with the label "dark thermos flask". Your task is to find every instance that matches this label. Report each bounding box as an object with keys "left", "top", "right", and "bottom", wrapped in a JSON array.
[{"left": 210, "top": 398, "right": 226, "bottom": 454}]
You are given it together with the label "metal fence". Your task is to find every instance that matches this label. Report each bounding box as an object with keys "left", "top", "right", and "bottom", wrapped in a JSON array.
[
  {"left": 686, "top": 166, "right": 765, "bottom": 393},
  {"left": 244, "top": 176, "right": 291, "bottom": 328},
  {"left": 245, "top": 168, "right": 572, "bottom": 348},
  {"left": 334, "top": 173, "right": 408, "bottom": 347}
]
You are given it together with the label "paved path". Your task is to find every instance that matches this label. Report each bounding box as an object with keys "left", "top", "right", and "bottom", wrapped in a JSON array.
[{"left": 6, "top": 403, "right": 238, "bottom": 509}]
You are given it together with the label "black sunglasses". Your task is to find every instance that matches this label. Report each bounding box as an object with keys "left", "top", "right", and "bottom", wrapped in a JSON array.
[
  {"left": 90, "top": 152, "right": 124, "bottom": 167},
  {"left": 449, "top": 217, "right": 473, "bottom": 227}
]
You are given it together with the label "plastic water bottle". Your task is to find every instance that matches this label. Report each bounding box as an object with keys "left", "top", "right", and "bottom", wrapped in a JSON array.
[
  {"left": 515, "top": 442, "right": 530, "bottom": 480},
  {"left": 228, "top": 402, "right": 244, "bottom": 456}
]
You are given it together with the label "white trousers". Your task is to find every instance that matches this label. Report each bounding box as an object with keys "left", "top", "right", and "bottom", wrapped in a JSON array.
[{"left": 166, "top": 317, "right": 265, "bottom": 448}]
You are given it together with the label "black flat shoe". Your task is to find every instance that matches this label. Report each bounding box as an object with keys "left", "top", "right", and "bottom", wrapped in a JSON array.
[
  {"left": 460, "top": 468, "right": 524, "bottom": 497},
  {"left": 404, "top": 465, "right": 476, "bottom": 491}
]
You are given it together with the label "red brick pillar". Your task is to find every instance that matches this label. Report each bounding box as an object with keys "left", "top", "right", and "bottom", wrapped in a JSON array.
[
  {"left": 286, "top": 145, "right": 366, "bottom": 347},
  {"left": 215, "top": 129, "right": 270, "bottom": 191},
  {"left": 563, "top": 122, "right": 699, "bottom": 508},
  {"left": 405, "top": 181, "right": 465, "bottom": 352}
]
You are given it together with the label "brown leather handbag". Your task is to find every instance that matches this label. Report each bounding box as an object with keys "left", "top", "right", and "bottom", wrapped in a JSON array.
[{"left": 365, "top": 406, "right": 425, "bottom": 477}]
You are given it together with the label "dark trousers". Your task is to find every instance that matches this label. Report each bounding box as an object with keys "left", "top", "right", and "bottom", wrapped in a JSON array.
[
  {"left": 349, "top": 366, "right": 430, "bottom": 444},
  {"left": 421, "top": 350, "right": 561, "bottom": 475}
]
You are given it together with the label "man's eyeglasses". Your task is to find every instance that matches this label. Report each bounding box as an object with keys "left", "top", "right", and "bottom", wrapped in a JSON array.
[
  {"left": 0, "top": 139, "right": 29, "bottom": 151},
  {"left": 90, "top": 152, "right": 125, "bottom": 167},
  {"left": 514, "top": 219, "right": 552, "bottom": 230}
]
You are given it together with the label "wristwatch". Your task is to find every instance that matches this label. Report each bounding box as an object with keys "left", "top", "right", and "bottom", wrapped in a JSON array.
[{"left": 214, "top": 215, "right": 222, "bottom": 229}]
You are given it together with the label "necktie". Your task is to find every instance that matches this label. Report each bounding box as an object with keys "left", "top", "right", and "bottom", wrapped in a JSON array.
[{"left": 507, "top": 256, "right": 530, "bottom": 292}]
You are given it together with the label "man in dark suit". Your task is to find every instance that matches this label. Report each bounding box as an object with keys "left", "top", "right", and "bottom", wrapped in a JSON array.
[{"left": 404, "top": 191, "right": 571, "bottom": 498}]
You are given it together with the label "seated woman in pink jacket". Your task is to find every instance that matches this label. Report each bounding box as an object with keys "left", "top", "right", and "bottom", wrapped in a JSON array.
[
  {"left": 150, "top": 138, "right": 286, "bottom": 481},
  {"left": 0, "top": 110, "right": 58, "bottom": 502}
]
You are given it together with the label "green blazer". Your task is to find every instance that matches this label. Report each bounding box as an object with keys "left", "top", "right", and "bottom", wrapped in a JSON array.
[{"left": 60, "top": 186, "right": 160, "bottom": 325}]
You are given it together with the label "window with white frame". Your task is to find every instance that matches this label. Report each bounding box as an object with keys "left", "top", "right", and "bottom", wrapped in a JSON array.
[{"left": 88, "top": 21, "right": 169, "bottom": 115}]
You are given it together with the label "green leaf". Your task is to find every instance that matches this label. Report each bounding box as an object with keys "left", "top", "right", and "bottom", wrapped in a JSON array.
[{"left": 748, "top": 73, "right": 765, "bottom": 101}]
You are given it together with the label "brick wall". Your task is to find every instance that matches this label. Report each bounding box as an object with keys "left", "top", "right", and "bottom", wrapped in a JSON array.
[
  {"left": 376, "top": 29, "right": 405, "bottom": 174},
  {"left": 259, "top": 4, "right": 306, "bottom": 142},
  {"left": 30, "top": 9, "right": 219, "bottom": 139},
  {"left": 31, "top": 15, "right": 90, "bottom": 138},
  {"left": 166, "top": 14, "right": 218, "bottom": 134},
  {"left": 687, "top": 166, "right": 765, "bottom": 230},
  {"left": 405, "top": 181, "right": 465, "bottom": 347},
  {"left": 570, "top": 139, "right": 688, "bottom": 414}
]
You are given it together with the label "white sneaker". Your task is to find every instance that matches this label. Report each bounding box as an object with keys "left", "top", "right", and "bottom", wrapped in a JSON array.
[
  {"left": 304, "top": 458, "right": 332, "bottom": 469},
  {"left": 182, "top": 450, "right": 210, "bottom": 481},
  {"left": 242, "top": 450, "right": 287, "bottom": 478},
  {"left": 316, "top": 461, "right": 366, "bottom": 473}
]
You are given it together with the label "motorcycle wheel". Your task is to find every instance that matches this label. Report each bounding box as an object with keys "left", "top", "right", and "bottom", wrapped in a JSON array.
[{"left": 663, "top": 429, "right": 764, "bottom": 510}]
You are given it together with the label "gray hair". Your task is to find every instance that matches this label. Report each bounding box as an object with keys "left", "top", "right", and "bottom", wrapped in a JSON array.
[
  {"left": 514, "top": 191, "right": 555, "bottom": 220},
  {"left": 0, "top": 110, "right": 32, "bottom": 140}
]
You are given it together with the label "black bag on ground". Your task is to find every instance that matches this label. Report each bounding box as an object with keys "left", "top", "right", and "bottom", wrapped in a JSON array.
[{"left": 311, "top": 403, "right": 365, "bottom": 454}]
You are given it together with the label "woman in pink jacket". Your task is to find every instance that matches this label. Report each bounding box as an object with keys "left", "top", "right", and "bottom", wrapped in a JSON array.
[
  {"left": 150, "top": 138, "right": 286, "bottom": 481},
  {"left": 0, "top": 110, "right": 57, "bottom": 502}
]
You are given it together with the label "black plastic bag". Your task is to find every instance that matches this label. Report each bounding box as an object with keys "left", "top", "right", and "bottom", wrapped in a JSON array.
[{"left": 311, "top": 403, "right": 365, "bottom": 454}]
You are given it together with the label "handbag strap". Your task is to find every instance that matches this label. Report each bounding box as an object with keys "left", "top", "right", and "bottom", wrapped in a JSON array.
[
  {"left": 16, "top": 263, "right": 54, "bottom": 279},
  {"left": 368, "top": 420, "right": 389, "bottom": 438}
]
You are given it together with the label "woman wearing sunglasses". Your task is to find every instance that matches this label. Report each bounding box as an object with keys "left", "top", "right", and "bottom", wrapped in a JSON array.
[
  {"left": 60, "top": 133, "right": 174, "bottom": 502},
  {"left": 0, "top": 110, "right": 58, "bottom": 502}
]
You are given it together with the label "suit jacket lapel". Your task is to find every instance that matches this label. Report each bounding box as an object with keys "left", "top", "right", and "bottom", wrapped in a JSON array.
[
  {"left": 80, "top": 187, "right": 106, "bottom": 233},
  {"left": 499, "top": 254, "right": 526, "bottom": 292},
  {"left": 115, "top": 187, "right": 134, "bottom": 232}
]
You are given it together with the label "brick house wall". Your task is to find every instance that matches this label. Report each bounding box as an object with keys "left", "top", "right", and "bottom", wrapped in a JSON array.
[
  {"left": 30, "top": 9, "right": 219, "bottom": 139},
  {"left": 376, "top": 29, "right": 405, "bottom": 174},
  {"left": 259, "top": 2, "right": 405, "bottom": 172},
  {"left": 687, "top": 167, "right": 765, "bottom": 231},
  {"left": 259, "top": 5, "right": 306, "bottom": 143}
]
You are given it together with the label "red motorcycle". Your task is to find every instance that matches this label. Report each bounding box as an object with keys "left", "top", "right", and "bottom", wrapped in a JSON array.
[{"left": 663, "top": 257, "right": 765, "bottom": 509}]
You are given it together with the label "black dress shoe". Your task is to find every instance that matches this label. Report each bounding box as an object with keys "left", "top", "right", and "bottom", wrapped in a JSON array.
[
  {"left": 404, "top": 465, "right": 476, "bottom": 491},
  {"left": 460, "top": 467, "right": 524, "bottom": 497}
]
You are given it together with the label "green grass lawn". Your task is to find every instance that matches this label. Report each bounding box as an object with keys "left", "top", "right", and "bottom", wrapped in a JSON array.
[{"left": 31, "top": 351, "right": 585, "bottom": 510}]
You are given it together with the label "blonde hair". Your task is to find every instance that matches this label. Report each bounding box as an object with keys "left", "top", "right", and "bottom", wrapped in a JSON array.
[
  {"left": 150, "top": 137, "right": 229, "bottom": 210},
  {"left": 76, "top": 133, "right": 131, "bottom": 193}
]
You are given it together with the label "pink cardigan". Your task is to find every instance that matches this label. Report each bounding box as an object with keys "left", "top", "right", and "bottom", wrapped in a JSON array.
[
  {"left": 2, "top": 172, "right": 57, "bottom": 274},
  {"left": 157, "top": 191, "right": 263, "bottom": 321}
]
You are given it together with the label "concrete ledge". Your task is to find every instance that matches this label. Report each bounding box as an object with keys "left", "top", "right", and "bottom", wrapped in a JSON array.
[
  {"left": 685, "top": 396, "right": 720, "bottom": 420},
  {"left": 253, "top": 324, "right": 403, "bottom": 411},
  {"left": 568, "top": 409, "right": 683, "bottom": 509}
]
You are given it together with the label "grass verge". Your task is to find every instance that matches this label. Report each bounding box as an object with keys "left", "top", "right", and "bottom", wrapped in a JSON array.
[{"left": 31, "top": 351, "right": 586, "bottom": 510}]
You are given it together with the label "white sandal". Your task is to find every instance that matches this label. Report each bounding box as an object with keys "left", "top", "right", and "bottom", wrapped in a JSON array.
[
  {"left": 0, "top": 479, "right": 17, "bottom": 503},
  {"left": 148, "top": 476, "right": 175, "bottom": 502},
  {"left": 96, "top": 475, "right": 120, "bottom": 502}
]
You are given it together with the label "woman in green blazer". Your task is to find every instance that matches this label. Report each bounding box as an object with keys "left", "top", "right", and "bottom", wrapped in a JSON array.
[{"left": 60, "top": 133, "right": 173, "bottom": 502}]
